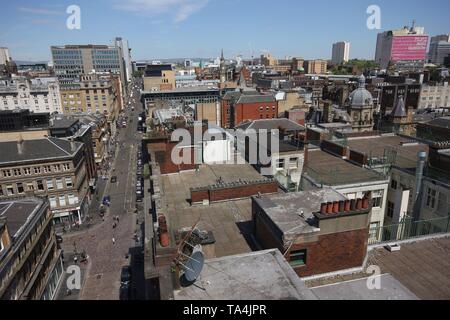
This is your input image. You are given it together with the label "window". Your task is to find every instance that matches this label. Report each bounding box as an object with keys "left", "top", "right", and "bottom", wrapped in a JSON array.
[
  {"left": 46, "top": 179, "right": 54, "bottom": 190},
  {"left": 54, "top": 164, "right": 61, "bottom": 172},
  {"left": 13, "top": 169, "right": 21, "bottom": 176},
  {"left": 390, "top": 179, "right": 398, "bottom": 190},
  {"left": 426, "top": 187, "right": 437, "bottom": 209},
  {"left": 6, "top": 185, "right": 14, "bottom": 196},
  {"left": 0, "top": 185, "right": 3, "bottom": 196},
  {"left": 17, "top": 183, "right": 24, "bottom": 194},
  {"left": 276, "top": 158, "right": 285, "bottom": 169},
  {"left": 59, "top": 195, "right": 66, "bottom": 207},
  {"left": 43, "top": 166, "right": 51, "bottom": 173},
  {"left": 68, "top": 194, "right": 77, "bottom": 205},
  {"left": 2, "top": 170, "right": 12, "bottom": 177},
  {"left": 289, "top": 158, "right": 298, "bottom": 168},
  {"left": 65, "top": 177, "right": 73, "bottom": 188},
  {"left": 56, "top": 178, "right": 64, "bottom": 190},
  {"left": 387, "top": 201, "right": 394, "bottom": 218},
  {"left": 23, "top": 167, "right": 31, "bottom": 175},
  {"left": 63, "top": 163, "right": 70, "bottom": 171},
  {"left": 372, "top": 190, "right": 384, "bottom": 208},
  {"left": 37, "top": 180, "right": 44, "bottom": 191},
  {"left": 289, "top": 249, "right": 307, "bottom": 267},
  {"left": 34, "top": 167, "right": 41, "bottom": 174},
  {"left": 369, "top": 222, "right": 380, "bottom": 240},
  {"left": 49, "top": 196, "right": 57, "bottom": 208},
  {"left": 27, "top": 183, "right": 35, "bottom": 191}
]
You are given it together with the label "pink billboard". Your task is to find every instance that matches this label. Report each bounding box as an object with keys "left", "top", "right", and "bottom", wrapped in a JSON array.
[{"left": 390, "top": 35, "right": 428, "bottom": 61}]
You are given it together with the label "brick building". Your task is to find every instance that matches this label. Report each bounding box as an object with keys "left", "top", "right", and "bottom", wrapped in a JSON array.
[
  {"left": 252, "top": 189, "right": 371, "bottom": 277},
  {"left": 221, "top": 91, "right": 278, "bottom": 128}
]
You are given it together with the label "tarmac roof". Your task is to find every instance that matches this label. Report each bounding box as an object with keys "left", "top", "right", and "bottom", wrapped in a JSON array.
[
  {"left": 174, "top": 249, "right": 318, "bottom": 300},
  {"left": 252, "top": 189, "right": 346, "bottom": 239},
  {"left": 0, "top": 198, "right": 45, "bottom": 237},
  {"left": 304, "top": 149, "right": 387, "bottom": 186}
]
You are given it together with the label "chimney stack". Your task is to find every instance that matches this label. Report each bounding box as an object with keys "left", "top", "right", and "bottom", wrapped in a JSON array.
[{"left": 70, "top": 138, "right": 76, "bottom": 152}]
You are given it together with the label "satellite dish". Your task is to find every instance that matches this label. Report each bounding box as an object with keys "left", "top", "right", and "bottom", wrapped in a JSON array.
[{"left": 181, "top": 245, "right": 205, "bottom": 282}]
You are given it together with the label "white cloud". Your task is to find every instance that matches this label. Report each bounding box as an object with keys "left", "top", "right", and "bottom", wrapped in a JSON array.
[
  {"left": 114, "top": 0, "right": 210, "bottom": 22},
  {"left": 18, "top": 6, "right": 63, "bottom": 15}
]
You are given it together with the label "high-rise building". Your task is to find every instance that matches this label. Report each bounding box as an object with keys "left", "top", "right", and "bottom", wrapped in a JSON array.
[
  {"left": 331, "top": 41, "right": 350, "bottom": 65},
  {"left": 429, "top": 35, "right": 450, "bottom": 65},
  {"left": 0, "top": 47, "right": 11, "bottom": 65},
  {"left": 375, "top": 25, "right": 429, "bottom": 70},
  {"left": 51, "top": 43, "right": 125, "bottom": 86},
  {"left": 114, "top": 37, "right": 132, "bottom": 83}
]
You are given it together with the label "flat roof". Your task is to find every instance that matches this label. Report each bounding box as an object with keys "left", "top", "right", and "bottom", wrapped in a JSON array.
[
  {"left": 0, "top": 198, "right": 45, "bottom": 237},
  {"left": 174, "top": 249, "right": 317, "bottom": 300},
  {"left": 253, "top": 189, "right": 346, "bottom": 239},
  {"left": 161, "top": 163, "right": 268, "bottom": 257},
  {"left": 304, "top": 149, "right": 387, "bottom": 186},
  {"left": 142, "top": 87, "right": 219, "bottom": 95},
  {"left": 368, "top": 237, "right": 450, "bottom": 299},
  {"left": 345, "top": 135, "right": 429, "bottom": 170},
  {"left": 310, "top": 274, "right": 418, "bottom": 300}
]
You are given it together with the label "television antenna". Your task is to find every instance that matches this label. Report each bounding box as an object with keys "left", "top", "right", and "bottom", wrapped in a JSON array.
[{"left": 173, "top": 219, "right": 206, "bottom": 283}]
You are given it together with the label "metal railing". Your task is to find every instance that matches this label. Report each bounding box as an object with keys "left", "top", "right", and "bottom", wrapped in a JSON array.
[{"left": 368, "top": 215, "right": 450, "bottom": 245}]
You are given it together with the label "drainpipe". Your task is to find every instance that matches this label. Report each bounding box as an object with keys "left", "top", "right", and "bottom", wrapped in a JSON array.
[{"left": 412, "top": 151, "right": 427, "bottom": 221}]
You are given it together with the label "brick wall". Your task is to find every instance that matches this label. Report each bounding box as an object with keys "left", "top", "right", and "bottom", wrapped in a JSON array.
[
  {"left": 190, "top": 180, "right": 278, "bottom": 204},
  {"left": 349, "top": 149, "right": 368, "bottom": 166},
  {"left": 235, "top": 101, "right": 278, "bottom": 126},
  {"left": 148, "top": 140, "right": 197, "bottom": 175},
  {"left": 288, "top": 228, "right": 368, "bottom": 277},
  {"left": 321, "top": 140, "right": 349, "bottom": 158}
]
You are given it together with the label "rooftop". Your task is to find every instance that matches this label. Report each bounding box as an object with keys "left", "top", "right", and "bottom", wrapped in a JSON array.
[
  {"left": 252, "top": 189, "right": 346, "bottom": 239},
  {"left": 368, "top": 237, "right": 450, "bottom": 299},
  {"left": 174, "top": 249, "right": 317, "bottom": 300},
  {"left": 0, "top": 198, "right": 46, "bottom": 238},
  {"left": 426, "top": 116, "right": 450, "bottom": 129},
  {"left": 0, "top": 137, "right": 83, "bottom": 165},
  {"left": 161, "top": 163, "right": 268, "bottom": 257},
  {"left": 310, "top": 274, "right": 418, "bottom": 300},
  {"left": 142, "top": 86, "right": 219, "bottom": 95},
  {"left": 345, "top": 135, "right": 429, "bottom": 170},
  {"left": 236, "top": 94, "right": 276, "bottom": 104},
  {"left": 49, "top": 117, "right": 79, "bottom": 130},
  {"left": 304, "top": 149, "right": 387, "bottom": 186},
  {"left": 236, "top": 118, "right": 305, "bottom": 132}
]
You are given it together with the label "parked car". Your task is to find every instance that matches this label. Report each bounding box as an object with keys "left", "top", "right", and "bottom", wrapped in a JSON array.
[
  {"left": 111, "top": 176, "right": 117, "bottom": 183},
  {"left": 121, "top": 266, "right": 132, "bottom": 284},
  {"left": 120, "top": 283, "right": 130, "bottom": 300}
]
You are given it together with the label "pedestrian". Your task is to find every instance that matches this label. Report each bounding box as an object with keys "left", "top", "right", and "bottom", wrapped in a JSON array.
[
  {"left": 113, "top": 223, "right": 117, "bottom": 229},
  {"left": 112, "top": 237, "right": 116, "bottom": 244},
  {"left": 116, "top": 216, "right": 120, "bottom": 223}
]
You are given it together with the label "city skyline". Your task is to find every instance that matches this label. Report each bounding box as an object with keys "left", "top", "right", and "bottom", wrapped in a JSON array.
[{"left": 1, "top": 0, "right": 450, "bottom": 62}]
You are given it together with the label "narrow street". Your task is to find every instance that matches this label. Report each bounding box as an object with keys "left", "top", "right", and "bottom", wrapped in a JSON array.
[{"left": 60, "top": 80, "right": 145, "bottom": 300}]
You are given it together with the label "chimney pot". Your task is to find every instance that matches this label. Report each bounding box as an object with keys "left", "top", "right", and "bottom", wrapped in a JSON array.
[
  {"left": 344, "top": 200, "right": 351, "bottom": 212},
  {"left": 326, "top": 202, "right": 333, "bottom": 214},
  {"left": 332, "top": 201, "right": 339, "bottom": 214},
  {"left": 350, "top": 199, "right": 356, "bottom": 211},
  {"left": 363, "top": 198, "right": 370, "bottom": 210},
  {"left": 339, "top": 201, "right": 345, "bottom": 213},
  {"left": 356, "top": 199, "right": 363, "bottom": 210},
  {"left": 320, "top": 203, "right": 327, "bottom": 214}
]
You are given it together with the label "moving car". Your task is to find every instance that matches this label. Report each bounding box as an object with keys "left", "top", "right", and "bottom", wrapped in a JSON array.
[{"left": 119, "top": 283, "right": 130, "bottom": 300}]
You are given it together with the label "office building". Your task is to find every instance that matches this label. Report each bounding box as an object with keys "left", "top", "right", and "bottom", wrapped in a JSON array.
[
  {"left": 0, "top": 197, "right": 64, "bottom": 300},
  {"left": 0, "top": 137, "right": 90, "bottom": 226},
  {"left": 429, "top": 35, "right": 450, "bottom": 65},
  {"left": 375, "top": 25, "right": 429, "bottom": 70},
  {"left": 419, "top": 83, "right": 450, "bottom": 109},
  {"left": 0, "top": 77, "right": 62, "bottom": 114},
  {"left": 51, "top": 44, "right": 125, "bottom": 86},
  {"left": 331, "top": 41, "right": 350, "bottom": 65},
  {"left": 143, "top": 64, "right": 176, "bottom": 92},
  {"left": 114, "top": 37, "right": 132, "bottom": 83}
]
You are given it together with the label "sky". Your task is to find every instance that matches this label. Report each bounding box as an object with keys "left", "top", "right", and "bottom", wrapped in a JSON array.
[{"left": 1, "top": 0, "right": 449, "bottom": 62}]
